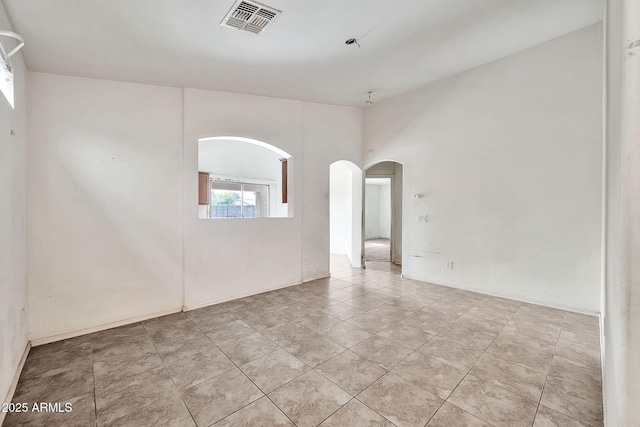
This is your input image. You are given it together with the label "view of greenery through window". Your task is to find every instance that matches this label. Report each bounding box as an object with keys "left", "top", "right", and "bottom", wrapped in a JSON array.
[{"left": 210, "top": 182, "right": 269, "bottom": 218}]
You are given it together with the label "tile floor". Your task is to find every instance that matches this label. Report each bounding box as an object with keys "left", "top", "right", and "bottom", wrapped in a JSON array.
[{"left": 4, "top": 256, "right": 603, "bottom": 426}]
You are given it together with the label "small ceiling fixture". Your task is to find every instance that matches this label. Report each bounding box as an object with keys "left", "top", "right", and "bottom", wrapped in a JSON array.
[
  {"left": 345, "top": 38, "right": 361, "bottom": 48},
  {"left": 221, "top": 0, "right": 281, "bottom": 34},
  {"left": 365, "top": 91, "right": 374, "bottom": 105}
]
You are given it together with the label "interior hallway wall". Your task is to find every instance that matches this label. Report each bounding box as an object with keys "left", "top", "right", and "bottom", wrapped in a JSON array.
[
  {"left": 602, "top": 0, "right": 640, "bottom": 424},
  {"left": 0, "top": 1, "right": 28, "bottom": 413},
  {"left": 364, "top": 24, "right": 603, "bottom": 312},
  {"left": 379, "top": 183, "right": 391, "bottom": 239},
  {"left": 330, "top": 163, "right": 353, "bottom": 257},
  {"left": 364, "top": 184, "right": 382, "bottom": 239},
  {"left": 27, "top": 73, "right": 185, "bottom": 342}
]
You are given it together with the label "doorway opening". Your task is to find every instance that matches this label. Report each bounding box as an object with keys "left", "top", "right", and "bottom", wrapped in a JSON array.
[
  {"left": 363, "top": 161, "right": 403, "bottom": 269},
  {"left": 364, "top": 177, "right": 391, "bottom": 262}
]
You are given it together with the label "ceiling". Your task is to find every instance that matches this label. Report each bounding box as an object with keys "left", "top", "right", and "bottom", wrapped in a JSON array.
[{"left": 2, "top": 0, "right": 602, "bottom": 106}]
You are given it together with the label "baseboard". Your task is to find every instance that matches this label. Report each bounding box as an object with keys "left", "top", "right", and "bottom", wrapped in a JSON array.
[
  {"left": 400, "top": 273, "right": 601, "bottom": 317},
  {"left": 183, "top": 280, "right": 303, "bottom": 312},
  {"left": 0, "top": 341, "right": 31, "bottom": 426},
  {"left": 29, "top": 307, "right": 182, "bottom": 347},
  {"left": 304, "top": 274, "right": 331, "bottom": 282}
]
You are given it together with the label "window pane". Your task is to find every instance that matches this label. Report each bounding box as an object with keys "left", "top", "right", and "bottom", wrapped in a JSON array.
[
  {"left": 243, "top": 184, "right": 269, "bottom": 218},
  {"left": 211, "top": 182, "right": 242, "bottom": 217}
]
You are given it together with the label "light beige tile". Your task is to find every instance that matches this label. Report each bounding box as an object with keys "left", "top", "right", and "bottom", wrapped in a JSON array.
[
  {"left": 377, "top": 323, "right": 433, "bottom": 350},
  {"left": 427, "top": 402, "right": 491, "bottom": 427},
  {"left": 272, "top": 302, "right": 317, "bottom": 320},
  {"left": 182, "top": 368, "right": 263, "bottom": 426},
  {"left": 454, "top": 313, "right": 508, "bottom": 335},
  {"left": 392, "top": 352, "right": 465, "bottom": 399},
  {"left": 417, "top": 337, "right": 484, "bottom": 371},
  {"left": 240, "top": 348, "right": 310, "bottom": 393},
  {"left": 347, "top": 312, "right": 397, "bottom": 334},
  {"left": 350, "top": 335, "right": 413, "bottom": 370},
  {"left": 546, "top": 356, "right": 602, "bottom": 394},
  {"left": 357, "top": 373, "right": 442, "bottom": 427},
  {"left": 499, "top": 321, "right": 561, "bottom": 346},
  {"left": 540, "top": 369, "right": 603, "bottom": 427},
  {"left": 321, "top": 302, "right": 364, "bottom": 320},
  {"left": 483, "top": 336, "right": 555, "bottom": 374},
  {"left": 95, "top": 367, "right": 178, "bottom": 426},
  {"left": 153, "top": 332, "right": 217, "bottom": 365},
  {"left": 399, "top": 311, "right": 452, "bottom": 335},
  {"left": 320, "top": 399, "right": 394, "bottom": 426},
  {"left": 284, "top": 334, "right": 345, "bottom": 367},
  {"left": 28, "top": 335, "right": 91, "bottom": 360},
  {"left": 262, "top": 321, "right": 315, "bottom": 346},
  {"left": 534, "top": 405, "right": 589, "bottom": 427},
  {"left": 316, "top": 350, "right": 387, "bottom": 395},
  {"left": 448, "top": 375, "right": 538, "bottom": 427},
  {"left": 554, "top": 330, "right": 601, "bottom": 369},
  {"left": 562, "top": 313, "right": 599, "bottom": 337},
  {"left": 436, "top": 324, "right": 496, "bottom": 350},
  {"left": 214, "top": 396, "right": 294, "bottom": 426},
  {"left": 345, "top": 296, "right": 385, "bottom": 310},
  {"left": 369, "top": 303, "right": 415, "bottom": 321},
  {"left": 218, "top": 332, "right": 279, "bottom": 365},
  {"left": 186, "top": 307, "right": 239, "bottom": 331},
  {"left": 205, "top": 319, "right": 257, "bottom": 346},
  {"left": 240, "top": 309, "right": 291, "bottom": 331},
  {"left": 142, "top": 313, "right": 201, "bottom": 344},
  {"left": 269, "top": 371, "right": 352, "bottom": 427},
  {"left": 106, "top": 394, "right": 196, "bottom": 427},
  {"left": 295, "top": 311, "right": 342, "bottom": 332},
  {"left": 165, "top": 348, "right": 235, "bottom": 390},
  {"left": 319, "top": 322, "right": 374, "bottom": 348},
  {"left": 469, "top": 353, "right": 547, "bottom": 401}
]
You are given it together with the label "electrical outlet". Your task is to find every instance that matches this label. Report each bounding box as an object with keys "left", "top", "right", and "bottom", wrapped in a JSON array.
[
  {"left": 304, "top": 258, "right": 309, "bottom": 265},
  {"left": 445, "top": 261, "right": 453, "bottom": 269},
  {"left": 417, "top": 215, "right": 428, "bottom": 222}
]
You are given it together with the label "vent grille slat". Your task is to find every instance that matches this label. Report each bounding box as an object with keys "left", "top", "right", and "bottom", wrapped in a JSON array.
[{"left": 221, "top": 0, "right": 280, "bottom": 34}]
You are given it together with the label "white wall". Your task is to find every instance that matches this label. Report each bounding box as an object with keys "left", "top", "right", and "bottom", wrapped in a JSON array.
[
  {"left": 183, "top": 89, "right": 304, "bottom": 308},
  {"left": 602, "top": 0, "right": 640, "bottom": 424},
  {"left": 0, "top": 1, "right": 28, "bottom": 414},
  {"left": 364, "top": 184, "right": 381, "bottom": 239},
  {"left": 301, "top": 103, "right": 363, "bottom": 278},
  {"left": 379, "top": 184, "right": 391, "bottom": 239},
  {"left": 364, "top": 24, "right": 603, "bottom": 312},
  {"left": 393, "top": 163, "right": 403, "bottom": 264},
  {"left": 26, "top": 75, "right": 362, "bottom": 341},
  {"left": 184, "top": 92, "right": 363, "bottom": 308},
  {"left": 329, "top": 161, "right": 363, "bottom": 267},
  {"left": 27, "top": 73, "right": 185, "bottom": 341},
  {"left": 330, "top": 163, "right": 352, "bottom": 255},
  {"left": 364, "top": 181, "right": 391, "bottom": 240}
]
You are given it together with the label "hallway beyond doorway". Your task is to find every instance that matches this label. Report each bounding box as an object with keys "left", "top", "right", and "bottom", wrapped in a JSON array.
[{"left": 365, "top": 239, "right": 391, "bottom": 262}]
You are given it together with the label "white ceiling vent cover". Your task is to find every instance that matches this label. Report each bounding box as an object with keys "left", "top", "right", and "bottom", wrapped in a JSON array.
[{"left": 221, "top": 0, "right": 281, "bottom": 34}]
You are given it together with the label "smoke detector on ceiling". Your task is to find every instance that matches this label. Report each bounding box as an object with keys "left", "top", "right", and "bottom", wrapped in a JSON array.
[{"left": 221, "top": 0, "right": 281, "bottom": 34}]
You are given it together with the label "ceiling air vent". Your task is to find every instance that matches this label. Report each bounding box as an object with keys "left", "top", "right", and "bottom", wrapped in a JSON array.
[{"left": 221, "top": 0, "right": 281, "bottom": 34}]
